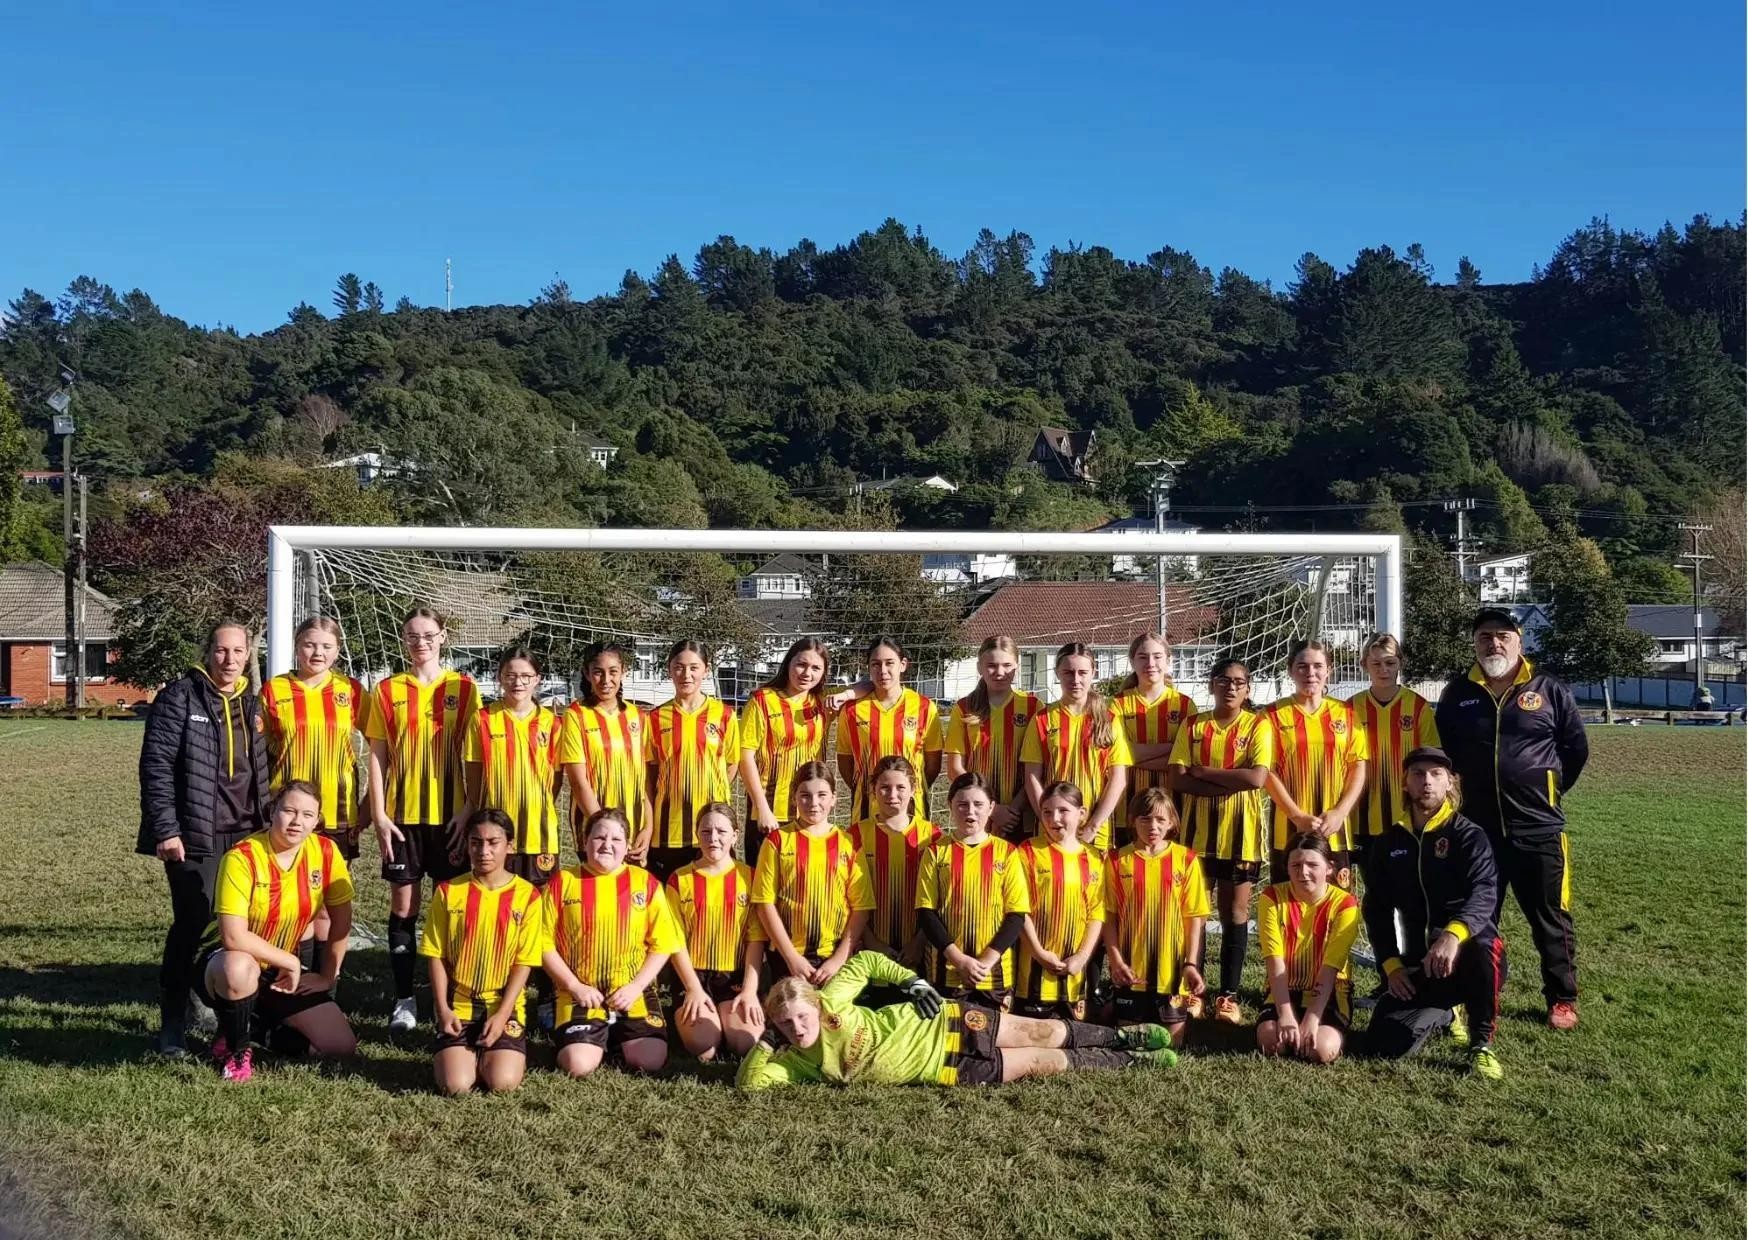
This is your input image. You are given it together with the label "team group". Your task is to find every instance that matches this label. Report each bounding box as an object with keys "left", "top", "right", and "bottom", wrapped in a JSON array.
[{"left": 137, "top": 605, "right": 1589, "bottom": 1090}]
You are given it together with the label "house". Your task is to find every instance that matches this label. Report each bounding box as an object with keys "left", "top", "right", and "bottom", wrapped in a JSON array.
[
  {"left": 0, "top": 561, "right": 147, "bottom": 706},
  {"left": 583, "top": 437, "right": 619, "bottom": 470},
  {"left": 319, "top": 451, "right": 412, "bottom": 486},
  {"left": 951, "top": 580, "right": 1220, "bottom": 700},
  {"left": 1030, "top": 427, "right": 1096, "bottom": 485},
  {"left": 738, "top": 554, "right": 814, "bottom": 601},
  {"left": 861, "top": 474, "right": 958, "bottom": 494},
  {"left": 920, "top": 551, "right": 1017, "bottom": 589},
  {"left": 1625, "top": 604, "right": 1739, "bottom": 666},
  {"left": 1091, "top": 515, "right": 1204, "bottom": 577},
  {"left": 1469, "top": 552, "right": 1535, "bottom": 604}
]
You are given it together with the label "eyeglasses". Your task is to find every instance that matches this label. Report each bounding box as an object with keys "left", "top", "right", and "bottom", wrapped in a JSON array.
[
  {"left": 1211, "top": 677, "right": 1249, "bottom": 689},
  {"left": 503, "top": 672, "right": 540, "bottom": 683},
  {"left": 404, "top": 632, "right": 442, "bottom": 645}
]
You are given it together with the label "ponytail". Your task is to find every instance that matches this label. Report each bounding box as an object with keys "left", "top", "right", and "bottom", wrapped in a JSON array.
[
  {"left": 1056, "top": 642, "right": 1114, "bottom": 749},
  {"left": 961, "top": 635, "right": 1017, "bottom": 726},
  {"left": 1119, "top": 631, "right": 1170, "bottom": 693}
]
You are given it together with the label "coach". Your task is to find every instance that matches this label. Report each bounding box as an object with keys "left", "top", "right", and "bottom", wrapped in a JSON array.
[
  {"left": 1435, "top": 608, "right": 1588, "bottom": 1030},
  {"left": 137, "top": 621, "right": 271, "bottom": 1057}
]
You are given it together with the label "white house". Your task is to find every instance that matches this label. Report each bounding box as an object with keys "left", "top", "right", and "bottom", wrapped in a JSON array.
[
  {"left": 583, "top": 437, "right": 619, "bottom": 470},
  {"left": 738, "top": 553, "right": 814, "bottom": 601},
  {"left": 861, "top": 474, "right": 959, "bottom": 494},
  {"left": 320, "top": 451, "right": 413, "bottom": 486},
  {"left": 1093, "top": 516, "right": 1203, "bottom": 577},
  {"left": 1625, "top": 605, "right": 1739, "bottom": 666},
  {"left": 1470, "top": 552, "right": 1535, "bottom": 603},
  {"left": 920, "top": 551, "right": 1017, "bottom": 589}
]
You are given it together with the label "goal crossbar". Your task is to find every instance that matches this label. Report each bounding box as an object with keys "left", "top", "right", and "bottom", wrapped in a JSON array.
[{"left": 267, "top": 525, "right": 1402, "bottom": 678}]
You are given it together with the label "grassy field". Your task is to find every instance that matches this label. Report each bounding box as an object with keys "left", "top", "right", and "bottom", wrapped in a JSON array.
[{"left": 0, "top": 721, "right": 1742, "bottom": 1239}]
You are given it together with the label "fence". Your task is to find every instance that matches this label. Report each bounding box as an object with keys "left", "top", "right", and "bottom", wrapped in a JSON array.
[{"left": 1571, "top": 675, "right": 1747, "bottom": 711}]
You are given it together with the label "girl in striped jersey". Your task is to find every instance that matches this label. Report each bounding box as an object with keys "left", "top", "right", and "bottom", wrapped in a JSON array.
[
  {"left": 914, "top": 773, "right": 1031, "bottom": 1007},
  {"left": 645, "top": 640, "right": 741, "bottom": 881},
  {"left": 943, "top": 636, "right": 1038, "bottom": 841},
  {"left": 561, "top": 642, "right": 652, "bottom": 865},
  {"left": 1345, "top": 633, "right": 1440, "bottom": 877},
  {"left": 420, "top": 809, "right": 547, "bottom": 1095},
  {"left": 1167, "top": 657, "right": 1274, "bottom": 1024},
  {"left": 260, "top": 616, "right": 365, "bottom": 968},
  {"left": 838, "top": 636, "right": 942, "bottom": 825},
  {"left": 464, "top": 648, "right": 563, "bottom": 889},
  {"left": 200, "top": 782, "right": 357, "bottom": 1082},
  {"left": 668, "top": 803, "right": 767, "bottom": 1062},
  {"left": 1112, "top": 632, "right": 1197, "bottom": 846},
  {"left": 1103, "top": 788, "right": 1210, "bottom": 1047},
  {"left": 752, "top": 762, "right": 874, "bottom": 986},
  {"left": 1021, "top": 643, "right": 1133, "bottom": 852},
  {"left": 1014, "top": 783, "right": 1106, "bottom": 1021},
  {"left": 1255, "top": 832, "right": 1361, "bottom": 1064},
  {"left": 365, "top": 606, "right": 480, "bottom": 1036},
  {"left": 543, "top": 808, "right": 683, "bottom": 1078},
  {"left": 848, "top": 755, "right": 941, "bottom": 967},
  {"left": 1262, "top": 639, "right": 1370, "bottom": 888},
  {"left": 740, "top": 638, "right": 836, "bottom": 853}
]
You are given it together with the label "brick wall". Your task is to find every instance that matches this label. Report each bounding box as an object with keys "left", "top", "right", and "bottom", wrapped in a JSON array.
[{"left": 3, "top": 643, "right": 152, "bottom": 707}]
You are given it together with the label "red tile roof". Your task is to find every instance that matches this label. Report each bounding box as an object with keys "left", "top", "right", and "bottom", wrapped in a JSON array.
[{"left": 962, "top": 581, "right": 1218, "bottom": 649}]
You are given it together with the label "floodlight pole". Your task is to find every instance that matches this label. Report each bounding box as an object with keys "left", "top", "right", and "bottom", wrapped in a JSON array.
[
  {"left": 49, "top": 386, "right": 83, "bottom": 710},
  {"left": 1677, "top": 523, "right": 1713, "bottom": 703},
  {"left": 1138, "top": 458, "right": 1185, "bottom": 637}
]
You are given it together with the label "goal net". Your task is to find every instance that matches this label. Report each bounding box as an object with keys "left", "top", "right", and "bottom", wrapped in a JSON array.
[{"left": 268, "top": 528, "right": 1401, "bottom": 710}]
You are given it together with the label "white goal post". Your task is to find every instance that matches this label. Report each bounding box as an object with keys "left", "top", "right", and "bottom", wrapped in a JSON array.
[{"left": 266, "top": 526, "right": 1402, "bottom": 700}]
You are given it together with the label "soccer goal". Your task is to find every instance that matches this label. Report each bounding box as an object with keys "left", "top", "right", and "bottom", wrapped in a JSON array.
[{"left": 266, "top": 527, "right": 1401, "bottom": 705}]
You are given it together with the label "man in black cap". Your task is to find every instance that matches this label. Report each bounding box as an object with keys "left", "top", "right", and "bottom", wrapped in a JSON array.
[
  {"left": 1434, "top": 608, "right": 1588, "bottom": 1030},
  {"left": 1362, "top": 746, "right": 1506, "bottom": 1078}
]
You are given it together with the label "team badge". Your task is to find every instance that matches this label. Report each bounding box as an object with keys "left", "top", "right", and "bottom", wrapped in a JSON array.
[
  {"left": 504, "top": 1020, "right": 524, "bottom": 1039},
  {"left": 537, "top": 853, "right": 556, "bottom": 873},
  {"left": 1070, "top": 999, "right": 1087, "bottom": 1020},
  {"left": 444, "top": 693, "right": 459, "bottom": 708},
  {"left": 705, "top": 722, "right": 720, "bottom": 740},
  {"left": 1434, "top": 837, "right": 1450, "bottom": 859},
  {"left": 1332, "top": 719, "right": 1347, "bottom": 734},
  {"left": 962, "top": 1008, "right": 990, "bottom": 1032},
  {"left": 632, "top": 890, "right": 647, "bottom": 908},
  {"left": 1400, "top": 716, "right": 1415, "bottom": 731},
  {"left": 736, "top": 892, "right": 748, "bottom": 907},
  {"left": 628, "top": 720, "right": 641, "bottom": 734},
  {"left": 903, "top": 716, "right": 918, "bottom": 729},
  {"left": 1517, "top": 691, "right": 1543, "bottom": 712},
  {"left": 334, "top": 691, "right": 350, "bottom": 708},
  {"left": 309, "top": 868, "right": 323, "bottom": 886},
  {"left": 822, "top": 1011, "right": 842, "bottom": 1031},
  {"left": 253, "top": 714, "right": 265, "bottom": 734},
  {"left": 1014, "top": 714, "right": 1029, "bottom": 727}
]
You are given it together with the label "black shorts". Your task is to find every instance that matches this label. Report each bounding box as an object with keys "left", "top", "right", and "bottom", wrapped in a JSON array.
[
  {"left": 1203, "top": 857, "right": 1262, "bottom": 884},
  {"left": 381, "top": 824, "right": 467, "bottom": 886},
  {"left": 194, "top": 952, "right": 336, "bottom": 1030},
  {"left": 644, "top": 846, "right": 693, "bottom": 882},
  {"left": 942, "top": 985, "right": 1010, "bottom": 1012},
  {"left": 1113, "top": 988, "right": 1190, "bottom": 1026},
  {"left": 1259, "top": 986, "right": 1352, "bottom": 1033},
  {"left": 505, "top": 852, "right": 560, "bottom": 888},
  {"left": 555, "top": 1012, "right": 666, "bottom": 1052},
  {"left": 317, "top": 826, "right": 362, "bottom": 862},
  {"left": 938, "top": 1002, "right": 1003, "bottom": 1086},
  {"left": 433, "top": 1012, "right": 529, "bottom": 1056},
  {"left": 1010, "top": 996, "right": 1088, "bottom": 1022},
  {"left": 761, "top": 951, "right": 828, "bottom": 990},
  {"left": 696, "top": 969, "right": 744, "bottom": 1006}
]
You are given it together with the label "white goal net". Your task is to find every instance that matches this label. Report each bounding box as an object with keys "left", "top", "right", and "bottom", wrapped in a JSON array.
[{"left": 268, "top": 528, "right": 1401, "bottom": 709}]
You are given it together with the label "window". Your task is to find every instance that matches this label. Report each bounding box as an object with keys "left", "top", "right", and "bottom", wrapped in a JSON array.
[{"left": 52, "top": 642, "right": 111, "bottom": 682}]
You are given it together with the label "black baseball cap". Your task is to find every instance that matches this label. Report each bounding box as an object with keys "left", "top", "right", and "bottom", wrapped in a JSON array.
[
  {"left": 1471, "top": 607, "right": 1522, "bottom": 634},
  {"left": 1403, "top": 746, "right": 1455, "bottom": 773}
]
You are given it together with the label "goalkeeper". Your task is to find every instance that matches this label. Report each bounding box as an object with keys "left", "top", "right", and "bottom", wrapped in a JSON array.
[{"left": 736, "top": 950, "right": 1176, "bottom": 1090}]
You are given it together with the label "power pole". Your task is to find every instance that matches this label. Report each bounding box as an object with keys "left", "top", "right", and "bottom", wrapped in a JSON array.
[
  {"left": 47, "top": 377, "right": 82, "bottom": 711},
  {"left": 1136, "top": 459, "right": 1185, "bottom": 635},
  {"left": 1443, "top": 498, "right": 1480, "bottom": 585},
  {"left": 445, "top": 258, "right": 453, "bottom": 312},
  {"left": 1678, "top": 522, "right": 1713, "bottom": 704}
]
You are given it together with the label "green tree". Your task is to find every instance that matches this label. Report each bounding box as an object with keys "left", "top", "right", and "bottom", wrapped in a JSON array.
[
  {"left": 332, "top": 274, "right": 363, "bottom": 317},
  {"left": 0, "top": 376, "right": 25, "bottom": 561},
  {"left": 1536, "top": 533, "right": 1655, "bottom": 721},
  {"left": 1403, "top": 534, "right": 1477, "bottom": 679}
]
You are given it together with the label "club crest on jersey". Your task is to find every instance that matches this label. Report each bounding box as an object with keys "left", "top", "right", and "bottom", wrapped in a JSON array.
[
  {"left": 1517, "top": 690, "right": 1543, "bottom": 712},
  {"left": 705, "top": 722, "right": 721, "bottom": 740},
  {"left": 1014, "top": 713, "right": 1029, "bottom": 727},
  {"left": 736, "top": 891, "right": 749, "bottom": 907},
  {"left": 1400, "top": 716, "right": 1415, "bottom": 731},
  {"left": 822, "top": 1010, "right": 843, "bottom": 1032},
  {"left": 1434, "top": 837, "right": 1450, "bottom": 859},
  {"left": 903, "top": 716, "right": 918, "bottom": 729},
  {"left": 1332, "top": 719, "right": 1347, "bottom": 734},
  {"left": 628, "top": 719, "right": 641, "bottom": 734},
  {"left": 334, "top": 691, "right": 350, "bottom": 707},
  {"left": 632, "top": 890, "right": 647, "bottom": 908},
  {"left": 309, "top": 868, "right": 322, "bottom": 886},
  {"left": 444, "top": 693, "right": 459, "bottom": 708},
  {"left": 505, "top": 1019, "right": 524, "bottom": 1039},
  {"left": 962, "top": 1008, "right": 990, "bottom": 1032}
]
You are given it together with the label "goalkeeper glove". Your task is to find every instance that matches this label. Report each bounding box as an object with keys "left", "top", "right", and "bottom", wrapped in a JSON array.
[{"left": 902, "top": 976, "right": 943, "bottom": 1020}]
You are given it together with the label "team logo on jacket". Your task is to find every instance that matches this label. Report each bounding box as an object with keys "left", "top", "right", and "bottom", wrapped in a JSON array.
[
  {"left": 1434, "top": 837, "right": 1450, "bottom": 859},
  {"left": 537, "top": 854, "right": 556, "bottom": 873},
  {"left": 1517, "top": 691, "right": 1543, "bottom": 712},
  {"left": 253, "top": 714, "right": 265, "bottom": 734},
  {"left": 823, "top": 1011, "right": 843, "bottom": 1032},
  {"left": 962, "top": 1008, "right": 990, "bottom": 1032}
]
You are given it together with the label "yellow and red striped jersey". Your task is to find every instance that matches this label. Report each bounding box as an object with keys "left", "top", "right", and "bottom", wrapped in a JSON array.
[
  {"left": 840, "top": 689, "right": 942, "bottom": 822},
  {"left": 1017, "top": 701, "right": 1135, "bottom": 851},
  {"left": 558, "top": 701, "right": 647, "bottom": 840},
  {"left": 751, "top": 826, "right": 874, "bottom": 958},
  {"left": 1104, "top": 842, "right": 1210, "bottom": 995},
  {"left": 666, "top": 859, "right": 762, "bottom": 974},
  {"left": 418, "top": 873, "right": 547, "bottom": 1022},
  {"left": 1112, "top": 684, "right": 1197, "bottom": 830},
  {"left": 363, "top": 670, "right": 478, "bottom": 827},
  {"left": 943, "top": 689, "right": 1040, "bottom": 809},
  {"left": 1345, "top": 687, "right": 1441, "bottom": 839},
  {"left": 1262, "top": 697, "right": 1372, "bottom": 852},
  {"left": 543, "top": 863, "right": 682, "bottom": 1024},
  {"left": 1168, "top": 711, "right": 1275, "bottom": 864},
  {"left": 210, "top": 831, "right": 354, "bottom": 958},
  {"left": 645, "top": 697, "right": 740, "bottom": 850},
  {"left": 261, "top": 671, "right": 366, "bottom": 828},
  {"left": 463, "top": 702, "right": 562, "bottom": 856},
  {"left": 847, "top": 814, "right": 941, "bottom": 951},
  {"left": 1256, "top": 881, "right": 1360, "bottom": 990},
  {"left": 914, "top": 836, "right": 1030, "bottom": 993},
  {"left": 1014, "top": 839, "right": 1106, "bottom": 1004},
  {"left": 740, "top": 687, "right": 830, "bottom": 823}
]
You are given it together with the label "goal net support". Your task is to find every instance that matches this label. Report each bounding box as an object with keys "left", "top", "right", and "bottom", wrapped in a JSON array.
[{"left": 267, "top": 527, "right": 1401, "bottom": 706}]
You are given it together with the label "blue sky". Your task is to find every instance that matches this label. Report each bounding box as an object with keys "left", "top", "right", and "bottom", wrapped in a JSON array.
[{"left": 3, "top": 1, "right": 1741, "bottom": 332}]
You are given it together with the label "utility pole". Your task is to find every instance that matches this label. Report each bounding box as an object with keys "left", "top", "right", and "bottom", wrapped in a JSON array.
[
  {"left": 1678, "top": 522, "right": 1713, "bottom": 704},
  {"left": 47, "top": 373, "right": 82, "bottom": 711},
  {"left": 445, "top": 258, "right": 453, "bottom": 312},
  {"left": 1443, "top": 498, "right": 1480, "bottom": 584},
  {"left": 1136, "top": 459, "right": 1185, "bottom": 635}
]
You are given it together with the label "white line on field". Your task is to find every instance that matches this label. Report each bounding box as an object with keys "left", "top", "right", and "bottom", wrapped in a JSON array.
[{"left": 0, "top": 726, "right": 49, "bottom": 741}]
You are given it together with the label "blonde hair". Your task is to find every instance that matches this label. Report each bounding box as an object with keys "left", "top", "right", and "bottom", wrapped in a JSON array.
[
  {"left": 1128, "top": 786, "right": 1179, "bottom": 834},
  {"left": 763, "top": 976, "right": 820, "bottom": 1023},
  {"left": 1360, "top": 633, "right": 1402, "bottom": 662},
  {"left": 960, "top": 635, "right": 1019, "bottom": 726},
  {"left": 1055, "top": 642, "right": 1114, "bottom": 749},
  {"left": 1119, "top": 631, "right": 1170, "bottom": 692}
]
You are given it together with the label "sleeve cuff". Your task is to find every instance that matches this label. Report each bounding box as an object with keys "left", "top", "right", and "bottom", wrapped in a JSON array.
[
  {"left": 1443, "top": 921, "right": 1470, "bottom": 943},
  {"left": 1381, "top": 957, "right": 1405, "bottom": 977}
]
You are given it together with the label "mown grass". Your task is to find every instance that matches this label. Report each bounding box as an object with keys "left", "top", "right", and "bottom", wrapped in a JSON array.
[{"left": 0, "top": 721, "right": 1742, "bottom": 1239}]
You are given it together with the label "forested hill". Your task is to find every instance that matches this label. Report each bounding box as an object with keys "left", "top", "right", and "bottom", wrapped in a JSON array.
[{"left": 0, "top": 214, "right": 1741, "bottom": 601}]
